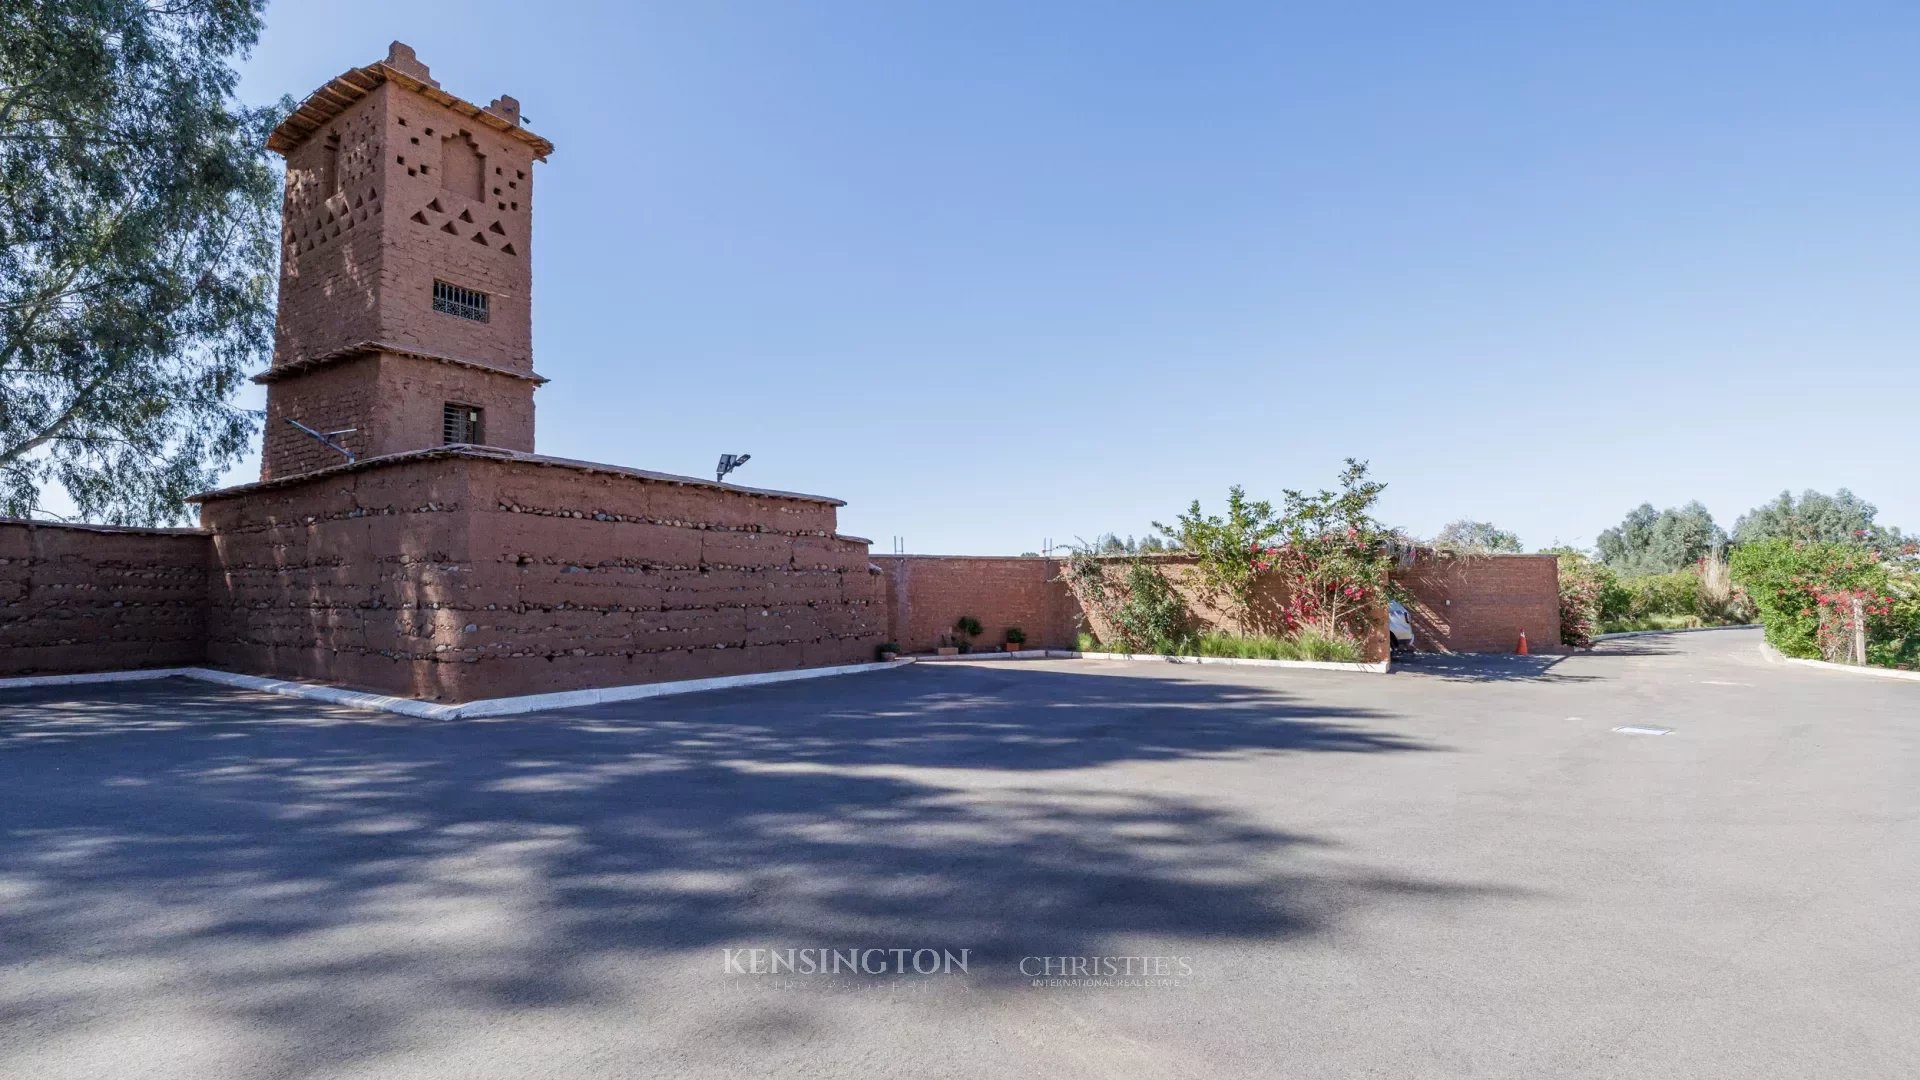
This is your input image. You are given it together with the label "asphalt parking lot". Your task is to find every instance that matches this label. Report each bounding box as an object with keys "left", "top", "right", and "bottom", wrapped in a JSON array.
[{"left": 2, "top": 628, "right": 1915, "bottom": 1079}]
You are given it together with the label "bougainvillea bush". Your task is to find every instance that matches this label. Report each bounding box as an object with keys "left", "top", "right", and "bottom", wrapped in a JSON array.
[
  {"left": 1156, "top": 460, "right": 1399, "bottom": 651},
  {"left": 1729, "top": 536, "right": 1918, "bottom": 667},
  {"left": 1554, "top": 553, "right": 1609, "bottom": 648}
]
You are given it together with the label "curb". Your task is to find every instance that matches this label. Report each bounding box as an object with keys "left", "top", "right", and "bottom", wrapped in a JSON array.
[
  {"left": 0, "top": 641, "right": 1396, "bottom": 718},
  {"left": 0, "top": 660, "right": 915, "bottom": 719},
  {"left": 1043, "top": 649, "right": 1389, "bottom": 674},
  {"left": 1758, "top": 641, "right": 1920, "bottom": 684},
  {"left": 903, "top": 650, "right": 1051, "bottom": 663},
  {"left": 1593, "top": 624, "right": 1759, "bottom": 641}
]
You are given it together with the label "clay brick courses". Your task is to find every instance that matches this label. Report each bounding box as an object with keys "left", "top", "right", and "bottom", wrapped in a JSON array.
[
  {"left": 0, "top": 521, "right": 210, "bottom": 677},
  {"left": 188, "top": 454, "right": 887, "bottom": 701},
  {"left": 1391, "top": 551, "right": 1563, "bottom": 654}
]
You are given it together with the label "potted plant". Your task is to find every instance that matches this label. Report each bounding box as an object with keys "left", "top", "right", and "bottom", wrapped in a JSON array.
[
  {"left": 935, "top": 635, "right": 960, "bottom": 657},
  {"left": 1004, "top": 626, "right": 1027, "bottom": 652},
  {"left": 953, "top": 615, "right": 982, "bottom": 654},
  {"left": 876, "top": 642, "right": 900, "bottom": 662}
]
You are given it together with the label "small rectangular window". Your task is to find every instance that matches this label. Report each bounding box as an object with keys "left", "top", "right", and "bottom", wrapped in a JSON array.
[
  {"left": 442, "top": 403, "right": 483, "bottom": 444},
  {"left": 432, "top": 280, "right": 489, "bottom": 322}
]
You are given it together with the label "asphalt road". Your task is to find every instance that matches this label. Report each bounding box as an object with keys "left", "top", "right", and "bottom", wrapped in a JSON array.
[{"left": 1, "top": 628, "right": 1915, "bottom": 1079}]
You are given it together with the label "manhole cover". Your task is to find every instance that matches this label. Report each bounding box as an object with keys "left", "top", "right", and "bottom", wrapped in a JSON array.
[{"left": 1612, "top": 725, "right": 1672, "bottom": 736}]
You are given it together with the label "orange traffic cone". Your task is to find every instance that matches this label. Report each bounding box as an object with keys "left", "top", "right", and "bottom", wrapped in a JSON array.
[{"left": 1516, "top": 632, "right": 1529, "bottom": 656}]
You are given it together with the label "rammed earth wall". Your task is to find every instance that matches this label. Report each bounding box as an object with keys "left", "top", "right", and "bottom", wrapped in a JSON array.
[
  {"left": 872, "top": 553, "right": 1394, "bottom": 663},
  {"left": 2, "top": 481, "right": 1549, "bottom": 701},
  {"left": 0, "top": 520, "right": 210, "bottom": 676},
  {"left": 197, "top": 451, "right": 886, "bottom": 701}
]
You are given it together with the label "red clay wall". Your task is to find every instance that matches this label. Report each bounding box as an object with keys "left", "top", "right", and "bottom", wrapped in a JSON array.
[
  {"left": 0, "top": 521, "right": 210, "bottom": 676},
  {"left": 873, "top": 556, "right": 1078, "bottom": 653},
  {"left": 1393, "top": 551, "right": 1562, "bottom": 654},
  {"left": 1070, "top": 555, "right": 1390, "bottom": 662},
  {"left": 200, "top": 457, "right": 475, "bottom": 699},
  {"left": 874, "top": 554, "right": 1391, "bottom": 662},
  {"left": 442, "top": 459, "right": 885, "bottom": 700},
  {"left": 197, "top": 453, "right": 885, "bottom": 702}
]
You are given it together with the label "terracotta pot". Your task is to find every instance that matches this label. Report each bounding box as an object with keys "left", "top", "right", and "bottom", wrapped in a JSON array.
[
  {"left": 936, "top": 647, "right": 959, "bottom": 656},
  {"left": 880, "top": 652, "right": 898, "bottom": 662},
  {"left": 1005, "top": 642, "right": 1024, "bottom": 652}
]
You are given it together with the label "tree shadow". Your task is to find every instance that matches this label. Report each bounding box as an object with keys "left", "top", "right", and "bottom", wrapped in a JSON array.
[
  {"left": 0, "top": 669, "right": 1518, "bottom": 1076},
  {"left": 1391, "top": 640, "right": 1676, "bottom": 683}
]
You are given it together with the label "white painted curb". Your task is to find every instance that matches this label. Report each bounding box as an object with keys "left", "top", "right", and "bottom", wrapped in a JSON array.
[
  {"left": 1594, "top": 624, "right": 1759, "bottom": 641},
  {"left": 0, "top": 660, "right": 915, "bottom": 719},
  {"left": 1759, "top": 641, "right": 1920, "bottom": 683},
  {"left": 0, "top": 639, "right": 1393, "bottom": 720},
  {"left": 1042, "top": 649, "right": 1389, "bottom": 674}
]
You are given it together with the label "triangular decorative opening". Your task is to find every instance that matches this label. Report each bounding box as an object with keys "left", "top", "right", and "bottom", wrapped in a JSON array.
[
  {"left": 471, "top": 232, "right": 488, "bottom": 245},
  {"left": 488, "top": 221, "right": 505, "bottom": 234},
  {"left": 441, "top": 222, "right": 458, "bottom": 234},
  {"left": 410, "top": 210, "right": 429, "bottom": 224},
  {"left": 427, "top": 198, "right": 444, "bottom": 213},
  {"left": 458, "top": 209, "right": 474, "bottom": 223},
  {"left": 500, "top": 242, "right": 517, "bottom": 255}
]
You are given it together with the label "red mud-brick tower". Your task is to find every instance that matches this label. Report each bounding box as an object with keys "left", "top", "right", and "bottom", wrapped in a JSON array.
[{"left": 257, "top": 42, "right": 553, "bottom": 480}]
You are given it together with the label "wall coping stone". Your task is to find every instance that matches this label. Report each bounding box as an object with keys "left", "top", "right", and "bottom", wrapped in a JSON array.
[
  {"left": 0, "top": 516, "right": 209, "bottom": 537},
  {"left": 189, "top": 445, "right": 848, "bottom": 507}
]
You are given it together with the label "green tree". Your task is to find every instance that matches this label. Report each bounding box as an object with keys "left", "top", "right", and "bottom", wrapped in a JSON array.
[
  {"left": 1154, "top": 483, "right": 1284, "bottom": 634},
  {"left": 1596, "top": 501, "right": 1725, "bottom": 575},
  {"left": 1733, "top": 489, "right": 1904, "bottom": 548},
  {"left": 1433, "top": 519, "right": 1522, "bottom": 554},
  {"left": 1, "top": 1, "right": 279, "bottom": 523}
]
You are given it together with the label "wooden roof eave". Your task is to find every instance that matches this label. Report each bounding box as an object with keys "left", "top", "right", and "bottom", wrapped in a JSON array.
[{"left": 266, "top": 63, "right": 554, "bottom": 160}]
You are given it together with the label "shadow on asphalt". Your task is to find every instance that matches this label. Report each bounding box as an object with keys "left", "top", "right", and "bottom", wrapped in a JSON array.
[
  {"left": 0, "top": 667, "right": 1522, "bottom": 1070},
  {"left": 1390, "top": 640, "right": 1676, "bottom": 683}
]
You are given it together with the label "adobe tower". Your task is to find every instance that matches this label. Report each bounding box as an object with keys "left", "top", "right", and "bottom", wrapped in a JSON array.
[{"left": 257, "top": 42, "right": 554, "bottom": 480}]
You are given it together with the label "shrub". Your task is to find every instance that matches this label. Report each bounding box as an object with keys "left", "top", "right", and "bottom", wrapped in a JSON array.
[
  {"left": 1696, "top": 550, "right": 1755, "bottom": 624},
  {"left": 876, "top": 642, "right": 900, "bottom": 659},
  {"left": 1004, "top": 626, "right": 1026, "bottom": 645},
  {"left": 1598, "top": 613, "right": 1703, "bottom": 635},
  {"left": 1111, "top": 560, "right": 1193, "bottom": 655},
  {"left": 1556, "top": 553, "right": 1608, "bottom": 647},
  {"left": 1622, "top": 571, "right": 1698, "bottom": 620},
  {"left": 1192, "top": 630, "right": 1362, "bottom": 663},
  {"left": 1729, "top": 538, "right": 1887, "bottom": 659}
]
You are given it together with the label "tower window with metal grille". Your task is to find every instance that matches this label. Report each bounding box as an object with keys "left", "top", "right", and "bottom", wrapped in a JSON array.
[
  {"left": 442, "top": 403, "right": 483, "bottom": 445},
  {"left": 432, "top": 279, "right": 489, "bottom": 322}
]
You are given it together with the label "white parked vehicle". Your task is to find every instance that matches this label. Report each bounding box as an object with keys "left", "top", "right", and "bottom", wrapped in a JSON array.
[{"left": 1389, "top": 600, "right": 1415, "bottom": 652}]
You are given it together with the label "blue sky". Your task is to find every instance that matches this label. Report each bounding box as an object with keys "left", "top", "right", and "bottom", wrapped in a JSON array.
[{"left": 227, "top": 2, "right": 1919, "bottom": 553}]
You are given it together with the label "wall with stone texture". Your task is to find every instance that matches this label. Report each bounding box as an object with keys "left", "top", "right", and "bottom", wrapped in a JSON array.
[
  {"left": 200, "top": 457, "right": 474, "bottom": 699},
  {"left": 441, "top": 459, "right": 885, "bottom": 700},
  {"left": 0, "top": 520, "right": 210, "bottom": 676},
  {"left": 196, "top": 453, "right": 886, "bottom": 702}
]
